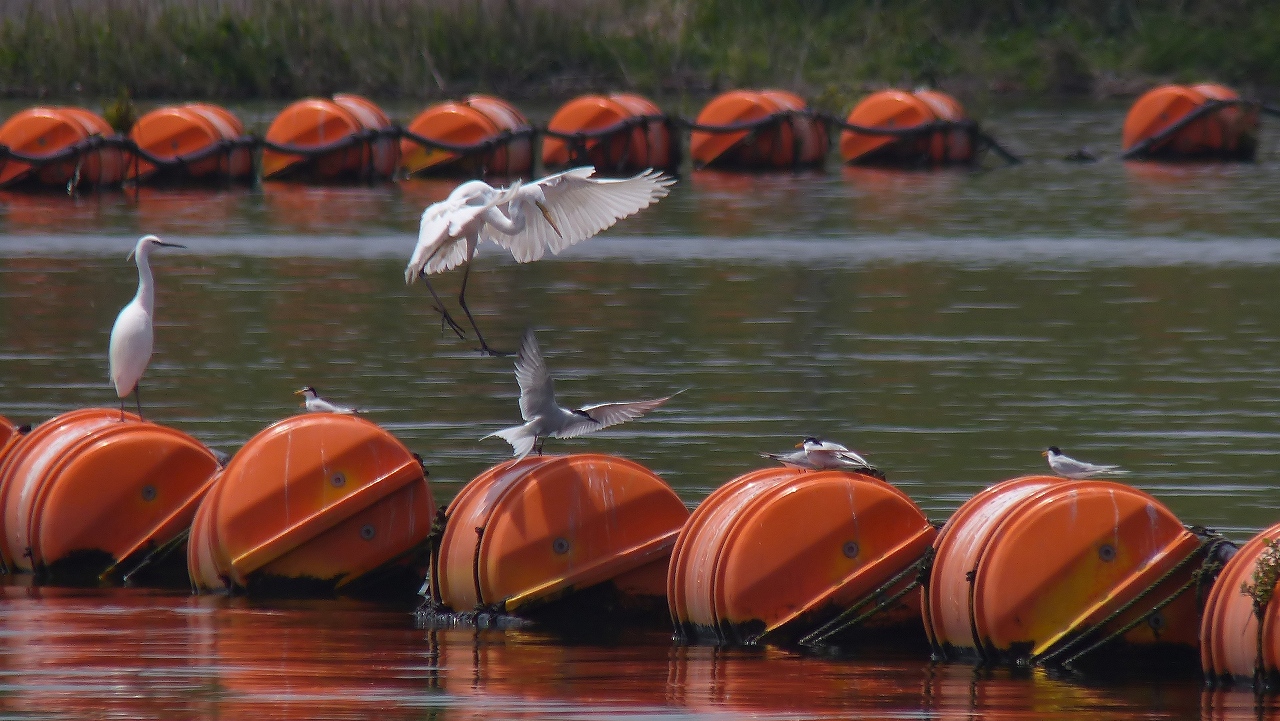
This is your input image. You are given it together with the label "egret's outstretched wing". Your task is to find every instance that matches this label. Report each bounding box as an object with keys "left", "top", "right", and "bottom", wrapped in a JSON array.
[
  {"left": 514, "top": 328, "right": 557, "bottom": 422},
  {"left": 557, "top": 393, "right": 677, "bottom": 439},
  {"left": 490, "top": 167, "right": 675, "bottom": 263},
  {"left": 404, "top": 180, "right": 523, "bottom": 281}
]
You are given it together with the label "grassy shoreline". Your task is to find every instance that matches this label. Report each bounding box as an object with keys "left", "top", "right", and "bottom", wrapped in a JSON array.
[{"left": 0, "top": 0, "right": 1276, "bottom": 116}]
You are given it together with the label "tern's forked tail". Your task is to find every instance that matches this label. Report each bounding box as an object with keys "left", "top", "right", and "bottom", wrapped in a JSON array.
[{"left": 483, "top": 423, "right": 537, "bottom": 460}]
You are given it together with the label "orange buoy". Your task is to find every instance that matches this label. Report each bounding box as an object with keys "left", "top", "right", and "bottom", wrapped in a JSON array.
[
  {"left": 401, "top": 94, "right": 533, "bottom": 177},
  {"left": 128, "top": 103, "right": 253, "bottom": 182},
  {"left": 542, "top": 93, "right": 676, "bottom": 173},
  {"left": 689, "top": 89, "right": 827, "bottom": 170},
  {"left": 333, "top": 93, "right": 400, "bottom": 178},
  {"left": 926, "top": 475, "right": 1223, "bottom": 670},
  {"left": 0, "top": 408, "right": 220, "bottom": 583},
  {"left": 668, "top": 466, "right": 935, "bottom": 646},
  {"left": 187, "top": 413, "right": 432, "bottom": 596},
  {"left": 431, "top": 454, "right": 688, "bottom": 621},
  {"left": 1122, "top": 84, "right": 1258, "bottom": 160},
  {"left": 0, "top": 106, "right": 125, "bottom": 188},
  {"left": 261, "top": 95, "right": 397, "bottom": 182},
  {"left": 839, "top": 89, "right": 975, "bottom": 166},
  {"left": 1200, "top": 523, "right": 1278, "bottom": 687}
]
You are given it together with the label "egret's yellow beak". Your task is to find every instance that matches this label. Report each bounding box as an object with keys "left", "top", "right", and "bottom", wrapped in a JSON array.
[{"left": 536, "top": 200, "right": 563, "bottom": 238}]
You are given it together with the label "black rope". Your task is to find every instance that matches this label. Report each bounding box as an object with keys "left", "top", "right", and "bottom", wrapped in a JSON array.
[
  {"left": 1031, "top": 529, "right": 1231, "bottom": 669},
  {"left": 975, "top": 129, "right": 1022, "bottom": 164},
  {"left": 793, "top": 546, "right": 935, "bottom": 648},
  {"left": 1120, "top": 98, "right": 1257, "bottom": 160},
  {"left": 399, "top": 125, "right": 535, "bottom": 155}
]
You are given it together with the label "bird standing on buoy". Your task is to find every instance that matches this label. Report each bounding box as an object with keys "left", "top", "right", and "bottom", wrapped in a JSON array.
[
  {"left": 405, "top": 166, "right": 675, "bottom": 356},
  {"left": 1043, "top": 446, "right": 1129, "bottom": 479},
  {"left": 108, "top": 234, "right": 185, "bottom": 421},
  {"left": 294, "top": 386, "right": 361, "bottom": 414},
  {"left": 483, "top": 328, "right": 680, "bottom": 459},
  {"left": 761, "top": 437, "right": 877, "bottom": 472}
]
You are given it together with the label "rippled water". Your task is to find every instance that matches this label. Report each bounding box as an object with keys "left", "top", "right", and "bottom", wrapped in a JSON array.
[{"left": 0, "top": 106, "right": 1279, "bottom": 718}]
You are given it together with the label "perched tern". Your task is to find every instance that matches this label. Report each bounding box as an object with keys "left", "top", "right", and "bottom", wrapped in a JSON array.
[
  {"left": 295, "top": 386, "right": 361, "bottom": 414},
  {"left": 761, "top": 437, "right": 881, "bottom": 474},
  {"left": 404, "top": 166, "right": 675, "bottom": 355},
  {"left": 108, "top": 234, "right": 185, "bottom": 421},
  {"left": 1043, "top": 446, "right": 1129, "bottom": 479},
  {"left": 482, "top": 328, "right": 680, "bottom": 460}
]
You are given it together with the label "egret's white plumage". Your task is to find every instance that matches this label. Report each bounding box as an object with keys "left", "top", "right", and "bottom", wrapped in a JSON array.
[
  {"left": 482, "top": 328, "right": 679, "bottom": 459},
  {"left": 295, "top": 386, "right": 361, "bottom": 414},
  {"left": 761, "top": 436, "right": 875, "bottom": 471},
  {"left": 404, "top": 167, "right": 675, "bottom": 354},
  {"left": 1043, "top": 446, "right": 1129, "bottom": 479},
  {"left": 108, "top": 234, "right": 183, "bottom": 420}
]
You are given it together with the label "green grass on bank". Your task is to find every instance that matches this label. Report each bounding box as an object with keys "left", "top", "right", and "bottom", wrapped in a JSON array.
[{"left": 0, "top": 0, "right": 1277, "bottom": 112}]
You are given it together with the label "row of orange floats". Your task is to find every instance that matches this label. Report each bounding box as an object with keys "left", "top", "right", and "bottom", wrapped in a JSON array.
[
  {"left": 4, "top": 406, "right": 1280, "bottom": 687},
  {"left": 0, "top": 83, "right": 1262, "bottom": 190},
  {"left": 0, "top": 409, "right": 433, "bottom": 596}
]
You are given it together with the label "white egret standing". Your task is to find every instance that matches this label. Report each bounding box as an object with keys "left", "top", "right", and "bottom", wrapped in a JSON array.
[
  {"left": 108, "top": 234, "right": 185, "bottom": 421},
  {"left": 482, "top": 328, "right": 680, "bottom": 459},
  {"left": 405, "top": 166, "right": 675, "bottom": 355},
  {"left": 294, "top": 386, "right": 361, "bottom": 414},
  {"left": 1043, "top": 446, "right": 1129, "bottom": 479}
]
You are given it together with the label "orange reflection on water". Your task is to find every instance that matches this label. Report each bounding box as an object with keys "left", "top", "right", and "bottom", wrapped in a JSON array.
[
  {"left": 0, "top": 190, "right": 122, "bottom": 230},
  {"left": 132, "top": 186, "right": 243, "bottom": 235},
  {"left": 260, "top": 182, "right": 404, "bottom": 234},
  {"left": 1202, "top": 687, "right": 1280, "bottom": 721},
  {"left": 0, "top": 584, "right": 1217, "bottom": 720},
  {"left": 842, "top": 165, "right": 961, "bottom": 234}
]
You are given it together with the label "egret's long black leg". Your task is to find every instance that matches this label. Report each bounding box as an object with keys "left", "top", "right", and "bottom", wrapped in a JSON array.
[
  {"left": 134, "top": 384, "right": 144, "bottom": 421},
  {"left": 456, "top": 264, "right": 511, "bottom": 357},
  {"left": 419, "top": 273, "right": 467, "bottom": 339}
]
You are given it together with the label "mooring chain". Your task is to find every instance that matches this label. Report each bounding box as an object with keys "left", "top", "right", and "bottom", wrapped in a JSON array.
[
  {"left": 795, "top": 546, "right": 936, "bottom": 648},
  {"left": 1032, "top": 529, "right": 1231, "bottom": 670}
]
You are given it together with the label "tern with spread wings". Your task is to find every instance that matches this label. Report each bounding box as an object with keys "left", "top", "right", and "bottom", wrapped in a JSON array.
[{"left": 483, "top": 328, "right": 680, "bottom": 459}]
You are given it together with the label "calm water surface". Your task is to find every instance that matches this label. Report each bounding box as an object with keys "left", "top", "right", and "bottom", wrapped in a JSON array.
[{"left": 0, "top": 107, "right": 1279, "bottom": 718}]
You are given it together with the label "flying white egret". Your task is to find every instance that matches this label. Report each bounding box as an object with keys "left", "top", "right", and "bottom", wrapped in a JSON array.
[
  {"left": 1043, "top": 446, "right": 1129, "bottom": 479},
  {"left": 482, "top": 328, "right": 680, "bottom": 459},
  {"left": 405, "top": 166, "right": 675, "bottom": 355},
  {"left": 294, "top": 386, "right": 361, "bottom": 414},
  {"left": 761, "top": 436, "right": 879, "bottom": 473},
  {"left": 108, "top": 234, "right": 185, "bottom": 421}
]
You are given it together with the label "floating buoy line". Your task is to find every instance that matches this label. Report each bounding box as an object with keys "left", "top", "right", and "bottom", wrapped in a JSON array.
[
  {"left": 0, "top": 402, "right": 1279, "bottom": 689},
  {"left": 4, "top": 83, "right": 1274, "bottom": 193},
  {"left": 0, "top": 88, "right": 1033, "bottom": 192}
]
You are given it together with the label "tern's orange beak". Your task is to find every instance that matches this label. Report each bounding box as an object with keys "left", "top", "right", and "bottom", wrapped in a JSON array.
[
  {"left": 536, "top": 200, "right": 563, "bottom": 238},
  {"left": 1041, "top": 450, "right": 1050, "bottom": 458},
  {"left": 794, "top": 441, "right": 805, "bottom": 449}
]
